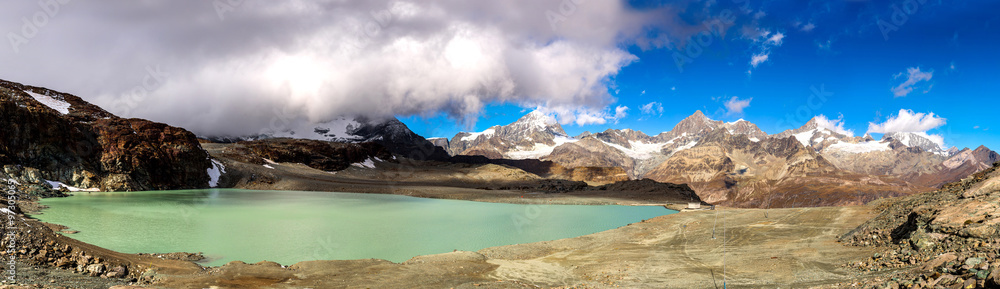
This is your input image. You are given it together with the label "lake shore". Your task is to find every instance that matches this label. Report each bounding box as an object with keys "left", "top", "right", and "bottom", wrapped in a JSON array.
[
  {"left": 3, "top": 149, "right": 884, "bottom": 288},
  {"left": 204, "top": 143, "right": 705, "bottom": 211},
  {"left": 144, "top": 206, "right": 887, "bottom": 288},
  {"left": 10, "top": 190, "right": 888, "bottom": 288}
]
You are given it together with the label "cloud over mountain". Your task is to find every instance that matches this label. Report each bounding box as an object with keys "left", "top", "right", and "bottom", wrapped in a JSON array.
[
  {"left": 868, "top": 109, "right": 947, "bottom": 134},
  {"left": 0, "top": 0, "right": 783, "bottom": 136}
]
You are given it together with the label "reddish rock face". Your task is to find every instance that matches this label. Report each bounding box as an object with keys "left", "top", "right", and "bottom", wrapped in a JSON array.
[{"left": 0, "top": 79, "right": 211, "bottom": 191}]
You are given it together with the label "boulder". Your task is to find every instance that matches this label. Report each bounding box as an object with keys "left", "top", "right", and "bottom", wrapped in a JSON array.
[
  {"left": 86, "top": 263, "right": 105, "bottom": 277},
  {"left": 989, "top": 265, "right": 1000, "bottom": 287},
  {"left": 923, "top": 253, "right": 958, "bottom": 271}
]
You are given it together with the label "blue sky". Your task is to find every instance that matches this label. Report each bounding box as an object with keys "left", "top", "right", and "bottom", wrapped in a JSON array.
[
  {"left": 2, "top": 1, "right": 996, "bottom": 149},
  {"left": 400, "top": 0, "right": 1000, "bottom": 150}
]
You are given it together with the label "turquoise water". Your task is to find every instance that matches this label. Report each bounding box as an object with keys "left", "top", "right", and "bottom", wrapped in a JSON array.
[{"left": 34, "top": 189, "right": 673, "bottom": 266}]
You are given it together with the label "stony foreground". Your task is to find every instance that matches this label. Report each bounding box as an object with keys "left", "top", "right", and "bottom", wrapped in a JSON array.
[
  {"left": 100, "top": 206, "right": 879, "bottom": 288},
  {"left": 838, "top": 162, "right": 1000, "bottom": 288}
]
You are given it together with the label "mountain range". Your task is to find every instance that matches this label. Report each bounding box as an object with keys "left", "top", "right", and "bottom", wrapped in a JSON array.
[
  {"left": 3, "top": 77, "right": 995, "bottom": 209},
  {"left": 433, "top": 110, "right": 998, "bottom": 206}
]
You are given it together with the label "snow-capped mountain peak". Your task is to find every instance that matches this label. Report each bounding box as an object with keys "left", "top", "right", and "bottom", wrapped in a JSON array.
[
  {"left": 510, "top": 110, "right": 566, "bottom": 136},
  {"left": 883, "top": 132, "right": 951, "bottom": 155}
]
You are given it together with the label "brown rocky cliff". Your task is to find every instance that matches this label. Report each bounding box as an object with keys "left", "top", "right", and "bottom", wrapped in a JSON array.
[{"left": 0, "top": 79, "right": 211, "bottom": 191}]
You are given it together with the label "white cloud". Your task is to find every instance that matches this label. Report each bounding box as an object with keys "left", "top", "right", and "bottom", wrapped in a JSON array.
[
  {"left": 867, "top": 109, "right": 946, "bottom": 133},
  {"left": 766, "top": 32, "right": 785, "bottom": 45},
  {"left": 816, "top": 39, "right": 832, "bottom": 51},
  {"left": 538, "top": 105, "right": 628, "bottom": 126},
  {"left": 800, "top": 23, "right": 815, "bottom": 32},
  {"left": 612, "top": 105, "right": 629, "bottom": 123},
  {"left": 0, "top": 0, "right": 689, "bottom": 136},
  {"left": 813, "top": 115, "right": 855, "bottom": 137},
  {"left": 868, "top": 109, "right": 948, "bottom": 149},
  {"left": 724, "top": 96, "right": 752, "bottom": 116},
  {"left": 639, "top": 102, "right": 664, "bottom": 115},
  {"left": 744, "top": 28, "right": 784, "bottom": 70},
  {"left": 891, "top": 67, "right": 933, "bottom": 97},
  {"left": 750, "top": 53, "right": 769, "bottom": 68}
]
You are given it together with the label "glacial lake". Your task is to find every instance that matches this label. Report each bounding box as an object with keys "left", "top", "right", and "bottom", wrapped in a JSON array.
[{"left": 34, "top": 189, "right": 673, "bottom": 266}]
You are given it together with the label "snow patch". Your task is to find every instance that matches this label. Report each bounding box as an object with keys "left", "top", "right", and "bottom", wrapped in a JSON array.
[
  {"left": 602, "top": 140, "right": 668, "bottom": 160},
  {"left": 352, "top": 158, "right": 376, "bottom": 169},
  {"left": 825, "top": 141, "right": 892, "bottom": 154},
  {"left": 263, "top": 164, "right": 275, "bottom": 169},
  {"left": 672, "top": 141, "right": 699, "bottom": 155},
  {"left": 749, "top": 137, "right": 760, "bottom": 142},
  {"left": 26, "top": 91, "right": 70, "bottom": 114},
  {"left": 505, "top": 136, "right": 577, "bottom": 160},
  {"left": 269, "top": 117, "right": 363, "bottom": 142},
  {"left": 44, "top": 180, "right": 98, "bottom": 192},
  {"left": 207, "top": 159, "right": 226, "bottom": 188},
  {"left": 793, "top": 129, "right": 818, "bottom": 147},
  {"left": 461, "top": 128, "right": 496, "bottom": 142}
]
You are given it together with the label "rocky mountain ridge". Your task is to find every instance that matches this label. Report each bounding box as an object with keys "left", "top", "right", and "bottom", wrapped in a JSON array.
[
  {"left": 0, "top": 79, "right": 214, "bottom": 192},
  {"left": 439, "top": 110, "right": 996, "bottom": 208}
]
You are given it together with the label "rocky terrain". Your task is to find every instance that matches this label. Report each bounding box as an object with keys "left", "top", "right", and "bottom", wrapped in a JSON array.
[
  {"left": 643, "top": 128, "right": 927, "bottom": 207},
  {"left": 0, "top": 79, "right": 212, "bottom": 192},
  {"left": 837, "top": 162, "right": 1000, "bottom": 288},
  {"left": 445, "top": 111, "right": 576, "bottom": 160},
  {"left": 441, "top": 110, "right": 998, "bottom": 209}
]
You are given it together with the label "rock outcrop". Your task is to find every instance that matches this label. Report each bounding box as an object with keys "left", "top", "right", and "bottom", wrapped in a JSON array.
[
  {"left": 840, "top": 162, "right": 1000, "bottom": 288},
  {"left": 225, "top": 138, "right": 394, "bottom": 172},
  {"left": 0, "top": 79, "right": 211, "bottom": 191}
]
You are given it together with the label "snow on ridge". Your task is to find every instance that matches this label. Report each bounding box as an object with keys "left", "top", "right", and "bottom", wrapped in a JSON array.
[
  {"left": 352, "top": 158, "right": 376, "bottom": 169},
  {"left": 600, "top": 140, "right": 668, "bottom": 160},
  {"left": 207, "top": 159, "right": 226, "bottom": 188},
  {"left": 825, "top": 141, "right": 892, "bottom": 154},
  {"left": 269, "top": 117, "right": 363, "bottom": 142},
  {"left": 505, "top": 136, "right": 576, "bottom": 160},
  {"left": 461, "top": 128, "right": 496, "bottom": 142},
  {"left": 671, "top": 140, "right": 699, "bottom": 155},
  {"left": 26, "top": 91, "right": 70, "bottom": 114},
  {"left": 793, "top": 129, "right": 818, "bottom": 147}
]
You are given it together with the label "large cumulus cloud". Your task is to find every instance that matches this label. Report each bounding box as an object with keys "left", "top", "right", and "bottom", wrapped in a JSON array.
[{"left": 0, "top": 0, "right": 746, "bottom": 136}]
